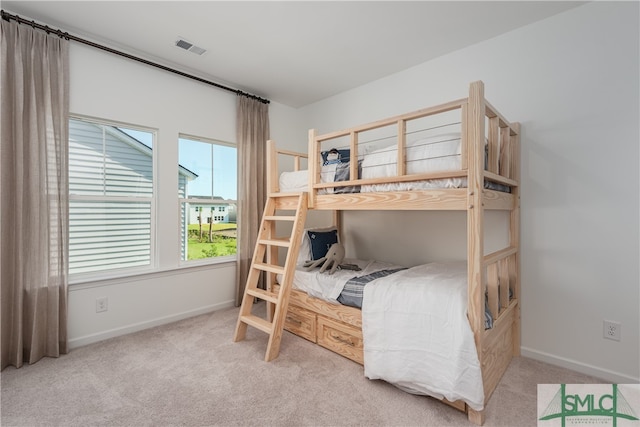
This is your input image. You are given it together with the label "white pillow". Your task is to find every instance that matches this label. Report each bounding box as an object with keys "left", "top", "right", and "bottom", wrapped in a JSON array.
[{"left": 361, "top": 132, "right": 462, "bottom": 179}]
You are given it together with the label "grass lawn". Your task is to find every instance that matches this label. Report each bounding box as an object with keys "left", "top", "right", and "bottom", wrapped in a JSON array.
[{"left": 187, "top": 223, "right": 237, "bottom": 260}]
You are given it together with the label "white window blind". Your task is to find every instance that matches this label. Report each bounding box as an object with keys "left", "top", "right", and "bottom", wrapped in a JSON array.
[{"left": 68, "top": 117, "right": 155, "bottom": 276}]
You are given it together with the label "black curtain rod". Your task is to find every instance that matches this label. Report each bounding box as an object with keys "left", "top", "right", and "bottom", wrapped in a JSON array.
[{"left": 1, "top": 10, "right": 270, "bottom": 104}]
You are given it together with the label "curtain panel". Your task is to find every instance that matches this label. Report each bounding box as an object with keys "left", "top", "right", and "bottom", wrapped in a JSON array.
[
  {"left": 1, "top": 20, "right": 70, "bottom": 370},
  {"left": 235, "top": 96, "right": 269, "bottom": 305}
]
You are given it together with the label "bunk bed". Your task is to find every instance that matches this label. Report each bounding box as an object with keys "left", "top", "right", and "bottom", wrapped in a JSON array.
[{"left": 258, "top": 81, "right": 520, "bottom": 425}]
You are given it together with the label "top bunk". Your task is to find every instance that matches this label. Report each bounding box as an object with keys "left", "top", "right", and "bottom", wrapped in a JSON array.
[{"left": 269, "top": 81, "right": 520, "bottom": 211}]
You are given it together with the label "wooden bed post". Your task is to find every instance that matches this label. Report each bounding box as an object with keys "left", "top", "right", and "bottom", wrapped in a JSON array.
[
  {"left": 467, "top": 80, "right": 486, "bottom": 425},
  {"left": 267, "top": 140, "right": 278, "bottom": 194},
  {"left": 511, "top": 122, "right": 521, "bottom": 357},
  {"left": 308, "top": 129, "right": 318, "bottom": 209},
  {"left": 466, "top": 81, "right": 486, "bottom": 339},
  {"left": 265, "top": 140, "right": 278, "bottom": 321}
]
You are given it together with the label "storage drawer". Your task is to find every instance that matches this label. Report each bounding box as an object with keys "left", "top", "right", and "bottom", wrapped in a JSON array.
[
  {"left": 317, "top": 315, "right": 364, "bottom": 365},
  {"left": 284, "top": 305, "right": 316, "bottom": 343}
]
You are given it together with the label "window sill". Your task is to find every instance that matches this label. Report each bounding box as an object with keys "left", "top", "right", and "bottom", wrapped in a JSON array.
[{"left": 69, "top": 257, "right": 237, "bottom": 290}]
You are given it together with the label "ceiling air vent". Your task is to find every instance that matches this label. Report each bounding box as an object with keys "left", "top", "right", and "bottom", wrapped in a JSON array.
[{"left": 175, "top": 38, "right": 206, "bottom": 56}]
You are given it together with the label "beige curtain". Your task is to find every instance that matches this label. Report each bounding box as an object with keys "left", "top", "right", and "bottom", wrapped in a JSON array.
[
  {"left": 235, "top": 96, "right": 269, "bottom": 305},
  {"left": 1, "top": 20, "right": 69, "bottom": 370}
]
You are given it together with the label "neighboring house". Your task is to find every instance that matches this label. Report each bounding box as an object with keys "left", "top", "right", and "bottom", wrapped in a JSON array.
[{"left": 187, "top": 197, "right": 236, "bottom": 225}]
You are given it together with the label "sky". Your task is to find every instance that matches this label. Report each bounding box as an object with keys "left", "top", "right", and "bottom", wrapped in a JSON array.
[
  {"left": 121, "top": 128, "right": 237, "bottom": 200},
  {"left": 179, "top": 137, "right": 237, "bottom": 200}
]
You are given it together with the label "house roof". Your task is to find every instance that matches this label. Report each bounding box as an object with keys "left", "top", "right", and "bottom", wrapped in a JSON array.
[{"left": 106, "top": 125, "right": 198, "bottom": 180}]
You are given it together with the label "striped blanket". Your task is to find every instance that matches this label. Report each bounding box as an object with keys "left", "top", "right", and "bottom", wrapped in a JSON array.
[{"left": 337, "top": 268, "right": 406, "bottom": 308}]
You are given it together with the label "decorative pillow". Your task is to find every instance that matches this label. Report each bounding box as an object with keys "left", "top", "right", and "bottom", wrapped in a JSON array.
[
  {"left": 306, "top": 228, "right": 339, "bottom": 261},
  {"left": 321, "top": 148, "right": 350, "bottom": 166},
  {"left": 296, "top": 226, "right": 338, "bottom": 265}
]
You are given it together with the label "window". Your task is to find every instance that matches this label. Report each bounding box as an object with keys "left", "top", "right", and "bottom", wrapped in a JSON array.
[
  {"left": 68, "top": 117, "right": 155, "bottom": 276},
  {"left": 178, "top": 135, "right": 237, "bottom": 262}
]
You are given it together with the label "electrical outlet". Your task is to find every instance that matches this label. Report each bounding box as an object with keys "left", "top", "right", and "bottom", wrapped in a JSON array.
[
  {"left": 96, "top": 297, "right": 108, "bottom": 313},
  {"left": 603, "top": 320, "right": 621, "bottom": 341}
]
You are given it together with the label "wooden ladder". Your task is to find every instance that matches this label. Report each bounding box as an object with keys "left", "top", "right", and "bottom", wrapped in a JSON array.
[{"left": 233, "top": 192, "right": 308, "bottom": 361}]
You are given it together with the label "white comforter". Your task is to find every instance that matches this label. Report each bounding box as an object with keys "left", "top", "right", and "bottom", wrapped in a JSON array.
[{"left": 362, "top": 261, "right": 485, "bottom": 411}]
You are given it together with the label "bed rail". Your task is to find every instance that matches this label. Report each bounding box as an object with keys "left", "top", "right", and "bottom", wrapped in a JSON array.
[
  {"left": 267, "top": 142, "right": 308, "bottom": 194},
  {"left": 304, "top": 82, "right": 519, "bottom": 207},
  {"left": 308, "top": 99, "right": 468, "bottom": 196},
  {"left": 484, "top": 100, "right": 519, "bottom": 187},
  {"left": 484, "top": 248, "right": 518, "bottom": 325}
]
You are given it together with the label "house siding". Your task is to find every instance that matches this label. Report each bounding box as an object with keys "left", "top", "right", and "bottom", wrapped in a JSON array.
[{"left": 68, "top": 119, "right": 188, "bottom": 274}]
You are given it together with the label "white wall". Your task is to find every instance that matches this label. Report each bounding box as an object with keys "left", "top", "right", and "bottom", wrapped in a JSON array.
[
  {"left": 38, "top": 1, "right": 640, "bottom": 383},
  {"left": 296, "top": 2, "right": 639, "bottom": 382},
  {"left": 67, "top": 43, "right": 303, "bottom": 347}
]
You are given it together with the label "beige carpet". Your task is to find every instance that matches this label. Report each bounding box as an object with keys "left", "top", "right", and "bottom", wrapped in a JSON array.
[{"left": 1, "top": 304, "right": 603, "bottom": 427}]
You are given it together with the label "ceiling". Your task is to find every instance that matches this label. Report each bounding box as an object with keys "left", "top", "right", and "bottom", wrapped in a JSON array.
[{"left": 2, "top": 1, "right": 585, "bottom": 107}]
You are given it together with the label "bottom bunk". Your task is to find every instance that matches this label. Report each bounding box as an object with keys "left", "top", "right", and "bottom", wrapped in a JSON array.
[{"left": 272, "top": 259, "right": 519, "bottom": 425}]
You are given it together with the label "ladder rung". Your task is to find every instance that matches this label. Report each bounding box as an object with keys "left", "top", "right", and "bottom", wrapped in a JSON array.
[
  {"left": 247, "top": 288, "right": 279, "bottom": 304},
  {"left": 233, "top": 189, "right": 308, "bottom": 361},
  {"left": 269, "top": 192, "right": 304, "bottom": 198},
  {"left": 254, "top": 262, "right": 285, "bottom": 275},
  {"left": 258, "top": 237, "right": 290, "bottom": 248},
  {"left": 264, "top": 215, "right": 296, "bottom": 221},
  {"left": 239, "top": 314, "right": 273, "bottom": 334}
]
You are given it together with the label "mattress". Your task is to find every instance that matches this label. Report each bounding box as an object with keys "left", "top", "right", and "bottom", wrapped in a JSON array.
[
  {"left": 278, "top": 258, "right": 400, "bottom": 304},
  {"left": 278, "top": 166, "right": 468, "bottom": 193},
  {"left": 283, "top": 256, "right": 496, "bottom": 328},
  {"left": 278, "top": 161, "right": 509, "bottom": 194}
]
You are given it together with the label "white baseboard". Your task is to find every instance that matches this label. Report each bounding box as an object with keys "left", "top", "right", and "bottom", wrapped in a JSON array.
[
  {"left": 68, "top": 300, "right": 236, "bottom": 349},
  {"left": 521, "top": 346, "right": 639, "bottom": 384}
]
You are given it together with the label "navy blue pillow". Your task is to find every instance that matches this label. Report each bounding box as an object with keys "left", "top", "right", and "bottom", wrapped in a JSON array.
[
  {"left": 306, "top": 229, "right": 339, "bottom": 260},
  {"left": 321, "top": 149, "right": 350, "bottom": 166}
]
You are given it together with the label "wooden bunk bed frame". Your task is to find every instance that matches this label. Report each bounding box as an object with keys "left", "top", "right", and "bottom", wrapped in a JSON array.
[{"left": 267, "top": 81, "right": 520, "bottom": 425}]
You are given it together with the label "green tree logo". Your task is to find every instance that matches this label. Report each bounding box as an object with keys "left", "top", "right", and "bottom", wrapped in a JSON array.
[{"left": 539, "top": 384, "right": 638, "bottom": 427}]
